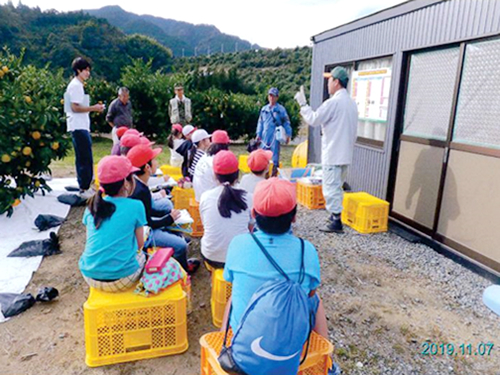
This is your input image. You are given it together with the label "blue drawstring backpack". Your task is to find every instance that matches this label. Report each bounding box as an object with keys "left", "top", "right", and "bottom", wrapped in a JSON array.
[{"left": 218, "top": 233, "right": 314, "bottom": 375}]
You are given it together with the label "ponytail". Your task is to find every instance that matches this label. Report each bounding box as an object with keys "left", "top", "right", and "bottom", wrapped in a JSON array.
[
  {"left": 167, "top": 128, "right": 183, "bottom": 149},
  {"left": 216, "top": 171, "right": 248, "bottom": 218},
  {"left": 87, "top": 179, "right": 124, "bottom": 229}
]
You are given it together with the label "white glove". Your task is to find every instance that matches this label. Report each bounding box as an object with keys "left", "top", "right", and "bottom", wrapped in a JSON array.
[{"left": 294, "top": 85, "right": 307, "bottom": 107}]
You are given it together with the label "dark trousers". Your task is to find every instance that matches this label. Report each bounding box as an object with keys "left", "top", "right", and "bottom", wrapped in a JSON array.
[{"left": 71, "top": 129, "right": 93, "bottom": 191}]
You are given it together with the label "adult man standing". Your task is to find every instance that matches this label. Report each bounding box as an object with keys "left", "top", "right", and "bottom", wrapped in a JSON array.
[
  {"left": 256, "top": 87, "right": 292, "bottom": 176},
  {"left": 168, "top": 83, "right": 192, "bottom": 126},
  {"left": 64, "top": 57, "right": 105, "bottom": 199},
  {"left": 106, "top": 87, "right": 133, "bottom": 155},
  {"left": 294, "top": 67, "right": 358, "bottom": 233}
]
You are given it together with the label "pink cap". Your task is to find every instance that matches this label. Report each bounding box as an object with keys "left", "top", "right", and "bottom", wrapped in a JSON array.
[
  {"left": 172, "top": 124, "right": 183, "bottom": 133},
  {"left": 120, "top": 134, "right": 142, "bottom": 148},
  {"left": 127, "top": 144, "right": 162, "bottom": 168},
  {"left": 98, "top": 156, "right": 139, "bottom": 184},
  {"left": 212, "top": 130, "right": 230, "bottom": 144},
  {"left": 213, "top": 150, "right": 239, "bottom": 175},
  {"left": 253, "top": 178, "right": 296, "bottom": 217},
  {"left": 116, "top": 127, "right": 128, "bottom": 139},
  {"left": 248, "top": 149, "right": 273, "bottom": 172},
  {"left": 140, "top": 136, "right": 154, "bottom": 146},
  {"left": 124, "top": 129, "right": 141, "bottom": 136}
]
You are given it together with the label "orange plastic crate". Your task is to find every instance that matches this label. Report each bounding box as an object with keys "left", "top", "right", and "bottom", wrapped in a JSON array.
[
  {"left": 210, "top": 269, "right": 232, "bottom": 328},
  {"left": 171, "top": 187, "right": 195, "bottom": 210},
  {"left": 341, "top": 192, "right": 389, "bottom": 234},
  {"left": 83, "top": 282, "right": 188, "bottom": 367},
  {"left": 297, "top": 180, "right": 325, "bottom": 210},
  {"left": 188, "top": 198, "right": 204, "bottom": 237},
  {"left": 200, "top": 331, "right": 334, "bottom": 375}
]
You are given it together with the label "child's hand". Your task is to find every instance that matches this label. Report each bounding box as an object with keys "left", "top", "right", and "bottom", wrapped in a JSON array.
[
  {"left": 170, "top": 209, "right": 181, "bottom": 221},
  {"left": 159, "top": 189, "right": 167, "bottom": 198},
  {"left": 163, "top": 174, "right": 171, "bottom": 181}
]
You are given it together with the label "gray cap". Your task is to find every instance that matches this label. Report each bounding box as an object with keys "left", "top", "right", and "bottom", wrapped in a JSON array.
[{"left": 323, "top": 66, "right": 349, "bottom": 84}]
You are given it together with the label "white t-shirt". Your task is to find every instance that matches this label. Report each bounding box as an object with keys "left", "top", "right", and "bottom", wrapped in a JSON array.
[
  {"left": 170, "top": 138, "right": 185, "bottom": 167},
  {"left": 65, "top": 77, "right": 90, "bottom": 132},
  {"left": 200, "top": 185, "right": 253, "bottom": 263},
  {"left": 193, "top": 154, "right": 218, "bottom": 201},
  {"left": 239, "top": 173, "right": 266, "bottom": 195}
]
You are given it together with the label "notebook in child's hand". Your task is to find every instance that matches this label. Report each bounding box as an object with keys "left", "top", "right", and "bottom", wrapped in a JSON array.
[{"left": 145, "top": 247, "right": 174, "bottom": 274}]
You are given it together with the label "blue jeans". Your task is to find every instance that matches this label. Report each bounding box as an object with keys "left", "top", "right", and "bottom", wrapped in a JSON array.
[
  {"left": 152, "top": 197, "right": 173, "bottom": 216},
  {"left": 71, "top": 130, "right": 93, "bottom": 190},
  {"left": 145, "top": 228, "right": 188, "bottom": 270}
]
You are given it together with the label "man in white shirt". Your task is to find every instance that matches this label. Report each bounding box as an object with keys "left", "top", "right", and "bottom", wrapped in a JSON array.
[
  {"left": 168, "top": 83, "right": 192, "bottom": 126},
  {"left": 65, "top": 57, "right": 105, "bottom": 199},
  {"left": 295, "top": 66, "right": 358, "bottom": 233}
]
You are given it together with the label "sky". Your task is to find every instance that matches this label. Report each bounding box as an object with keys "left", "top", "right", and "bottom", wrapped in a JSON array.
[{"left": 2, "top": 0, "right": 407, "bottom": 48}]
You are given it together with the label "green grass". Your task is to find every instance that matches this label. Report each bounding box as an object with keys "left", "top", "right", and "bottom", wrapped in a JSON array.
[{"left": 50, "top": 136, "right": 295, "bottom": 177}]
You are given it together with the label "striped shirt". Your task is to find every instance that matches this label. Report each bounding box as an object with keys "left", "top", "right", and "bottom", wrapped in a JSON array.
[{"left": 188, "top": 149, "right": 206, "bottom": 178}]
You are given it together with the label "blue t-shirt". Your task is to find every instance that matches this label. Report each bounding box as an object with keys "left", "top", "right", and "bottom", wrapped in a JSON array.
[
  {"left": 79, "top": 196, "right": 147, "bottom": 280},
  {"left": 223, "top": 231, "right": 321, "bottom": 329}
]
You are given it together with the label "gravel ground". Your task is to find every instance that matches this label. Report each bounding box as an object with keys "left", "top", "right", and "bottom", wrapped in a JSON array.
[{"left": 294, "top": 207, "right": 500, "bottom": 375}]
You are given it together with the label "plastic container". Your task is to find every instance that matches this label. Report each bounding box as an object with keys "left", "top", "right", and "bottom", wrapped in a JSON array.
[
  {"left": 341, "top": 192, "right": 389, "bottom": 234},
  {"left": 210, "top": 269, "right": 232, "bottom": 328},
  {"left": 171, "top": 187, "right": 195, "bottom": 210},
  {"left": 199, "top": 331, "right": 334, "bottom": 375},
  {"left": 84, "top": 282, "right": 188, "bottom": 367},
  {"left": 188, "top": 198, "right": 204, "bottom": 238},
  {"left": 483, "top": 285, "right": 500, "bottom": 317},
  {"left": 278, "top": 167, "right": 312, "bottom": 183},
  {"left": 159, "top": 164, "right": 182, "bottom": 182},
  {"left": 292, "top": 141, "right": 308, "bottom": 168},
  {"left": 297, "top": 180, "right": 326, "bottom": 210}
]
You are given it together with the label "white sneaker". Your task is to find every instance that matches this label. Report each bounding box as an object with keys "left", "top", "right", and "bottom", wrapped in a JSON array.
[{"left": 79, "top": 188, "right": 95, "bottom": 200}]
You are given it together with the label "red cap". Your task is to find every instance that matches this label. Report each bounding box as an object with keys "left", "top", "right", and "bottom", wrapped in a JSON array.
[
  {"left": 127, "top": 144, "right": 162, "bottom": 168},
  {"left": 140, "top": 136, "right": 154, "bottom": 146},
  {"left": 213, "top": 150, "right": 239, "bottom": 175},
  {"left": 120, "top": 134, "right": 142, "bottom": 148},
  {"left": 248, "top": 149, "right": 273, "bottom": 172},
  {"left": 212, "top": 130, "right": 230, "bottom": 144},
  {"left": 124, "top": 129, "right": 141, "bottom": 136},
  {"left": 172, "top": 124, "right": 183, "bottom": 133},
  {"left": 116, "top": 127, "right": 128, "bottom": 139},
  {"left": 98, "top": 155, "right": 139, "bottom": 184},
  {"left": 253, "top": 178, "right": 297, "bottom": 217}
]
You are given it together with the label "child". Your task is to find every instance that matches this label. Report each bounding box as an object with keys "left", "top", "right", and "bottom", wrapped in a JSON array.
[
  {"left": 120, "top": 133, "right": 143, "bottom": 156},
  {"left": 127, "top": 144, "right": 200, "bottom": 274},
  {"left": 223, "top": 178, "right": 328, "bottom": 338},
  {"left": 176, "top": 124, "right": 197, "bottom": 177},
  {"left": 239, "top": 149, "right": 272, "bottom": 194},
  {"left": 167, "top": 123, "right": 185, "bottom": 167},
  {"left": 193, "top": 129, "right": 230, "bottom": 201},
  {"left": 187, "top": 129, "right": 211, "bottom": 179},
  {"left": 199, "top": 150, "right": 252, "bottom": 269},
  {"left": 79, "top": 155, "right": 147, "bottom": 292},
  {"left": 111, "top": 126, "right": 129, "bottom": 155}
]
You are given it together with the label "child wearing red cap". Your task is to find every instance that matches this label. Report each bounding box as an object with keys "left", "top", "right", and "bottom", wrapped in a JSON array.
[
  {"left": 193, "top": 130, "right": 230, "bottom": 201},
  {"left": 127, "top": 144, "right": 200, "bottom": 274},
  {"left": 199, "top": 150, "right": 253, "bottom": 268},
  {"left": 167, "top": 124, "right": 185, "bottom": 167},
  {"left": 239, "top": 149, "right": 273, "bottom": 194},
  {"left": 79, "top": 156, "right": 147, "bottom": 292},
  {"left": 223, "top": 178, "right": 328, "bottom": 338},
  {"left": 110, "top": 126, "right": 129, "bottom": 156}
]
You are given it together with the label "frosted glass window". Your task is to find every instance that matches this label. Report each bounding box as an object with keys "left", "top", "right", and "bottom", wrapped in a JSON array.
[
  {"left": 403, "top": 48, "right": 460, "bottom": 140},
  {"left": 454, "top": 38, "right": 500, "bottom": 149}
]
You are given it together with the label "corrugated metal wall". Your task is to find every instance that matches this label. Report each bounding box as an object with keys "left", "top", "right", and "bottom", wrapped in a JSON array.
[{"left": 310, "top": 0, "right": 500, "bottom": 199}]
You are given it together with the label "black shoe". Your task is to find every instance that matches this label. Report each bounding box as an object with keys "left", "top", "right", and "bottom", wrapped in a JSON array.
[
  {"left": 186, "top": 258, "right": 201, "bottom": 275},
  {"left": 320, "top": 218, "right": 343, "bottom": 233}
]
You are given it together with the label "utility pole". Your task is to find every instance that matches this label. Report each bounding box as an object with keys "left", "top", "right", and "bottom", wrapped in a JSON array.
[
  {"left": 208, "top": 45, "right": 211, "bottom": 56},
  {"left": 235, "top": 42, "right": 238, "bottom": 53},
  {"left": 182, "top": 48, "right": 185, "bottom": 58},
  {"left": 195, "top": 47, "right": 198, "bottom": 57},
  {"left": 221, "top": 44, "right": 224, "bottom": 54}
]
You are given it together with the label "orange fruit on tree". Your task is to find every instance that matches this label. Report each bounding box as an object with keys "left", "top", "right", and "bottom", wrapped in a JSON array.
[
  {"left": 1, "top": 66, "right": 8, "bottom": 73},
  {"left": 22, "top": 146, "right": 32, "bottom": 156},
  {"left": 51, "top": 142, "right": 59, "bottom": 150},
  {"left": 32, "top": 131, "right": 41, "bottom": 140},
  {"left": 24, "top": 96, "right": 32, "bottom": 104},
  {"left": 1, "top": 154, "right": 11, "bottom": 163},
  {"left": 0, "top": 71, "right": 4, "bottom": 79}
]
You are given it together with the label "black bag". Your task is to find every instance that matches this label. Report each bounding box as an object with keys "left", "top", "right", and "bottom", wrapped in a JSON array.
[
  {"left": 34, "top": 214, "right": 65, "bottom": 231},
  {"left": 0, "top": 293, "right": 36, "bottom": 318},
  {"left": 218, "top": 305, "right": 248, "bottom": 375},
  {"left": 8, "top": 232, "right": 61, "bottom": 257},
  {"left": 57, "top": 193, "right": 87, "bottom": 207},
  {"left": 246, "top": 139, "right": 261, "bottom": 153}
]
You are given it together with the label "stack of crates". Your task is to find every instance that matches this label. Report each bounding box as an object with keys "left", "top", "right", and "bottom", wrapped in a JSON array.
[
  {"left": 188, "top": 199, "right": 204, "bottom": 237},
  {"left": 83, "top": 282, "right": 188, "bottom": 367},
  {"left": 159, "top": 164, "right": 182, "bottom": 182},
  {"left": 296, "top": 180, "right": 325, "bottom": 210},
  {"left": 210, "top": 269, "right": 232, "bottom": 328},
  {"left": 171, "top": 187, "right": 195, "bottom": 210},
  {"left": 342, "top": 192, "right": 389, "bottom": 234}
]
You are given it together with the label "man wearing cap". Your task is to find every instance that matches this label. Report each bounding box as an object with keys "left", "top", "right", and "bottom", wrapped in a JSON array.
[
  {"left": 239, "top": 149, "right": 272, "bottom": 194},
  {"left": 294, "top": 66, "right": 358, "bottom": 233},
  {"left": 169, "top": 84, "right": 192, "bottom": 126},
  {"left": 256, "top": 87, "right": 292, "bottom": 176},
  {"left": 107, "top": 87, "right": 133, "bottom": 155}
]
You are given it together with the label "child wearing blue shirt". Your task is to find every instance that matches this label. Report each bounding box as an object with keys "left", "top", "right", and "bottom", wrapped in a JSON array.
[{"left": 79, "top": 156, "right": 147, "bottom": 292}]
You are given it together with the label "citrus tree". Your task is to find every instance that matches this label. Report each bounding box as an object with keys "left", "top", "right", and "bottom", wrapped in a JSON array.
[{"left": 0, "top": 50, "right": 70, "bottom": 216}]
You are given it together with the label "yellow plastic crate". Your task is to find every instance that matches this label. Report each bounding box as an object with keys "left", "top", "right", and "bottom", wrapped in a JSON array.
[
  {"left": 94, "top": 164, "right": 100, "bottom": 188},
  {"left": 159, "top": 164, "right": 182, "bottom": 181},
  {"left": 210, "top": 269, "right": 232, "bottom": 328},
  {"left": 171, "top": 187, "right": 195, "bottom": 210},
  {"left": 297, "top": 180, "right": 325, "bottom": 210},
  {"left": 341, "top": 192, "right": 389, "bottom": 234},
  {"left": 188, "top": 198, "right": 204, "bottom": 237},
  {"left": 200, "top": 331, "right": 334, "bottom": 375},
  {"left": 84, "top": 282, "right": 188, "bottom": 367}
]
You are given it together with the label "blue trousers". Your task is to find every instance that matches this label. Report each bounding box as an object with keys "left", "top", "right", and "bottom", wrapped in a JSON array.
[
  {"left": 145, "top": 229, "right": 188, "bottom": 270},
  {"left": 71, "top": 130, "right": 93, "bottom": 190}
]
